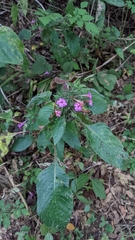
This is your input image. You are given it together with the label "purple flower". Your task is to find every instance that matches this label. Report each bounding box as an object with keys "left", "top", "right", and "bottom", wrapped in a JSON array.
[
  {"left": 55, "top": 110, "right": 62, "bottom": 117},
  {"left": 88, "top": 99, "right": 93, "bottom": 106},
  {"left": 74, "top": 102, "right": 83, "bottom": 112},
  {"left": 31, "top": 20, "right": 35, "bottom": 24},
  {"left": 87, "top": 92, "right": 92, "bottom": 99},
  {"left": 56, "top": 98, "right": 67, "bottom": 108},
  {"left": 18, "top": 120, "right": 27, "bottom": 130},
  {"left": 44, "top": 71, "right": 49, "bottom": 75}
]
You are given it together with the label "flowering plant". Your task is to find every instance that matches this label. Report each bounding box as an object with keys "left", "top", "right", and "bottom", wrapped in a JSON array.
[{"left": 10, "top": 80, "right": 128, "bottom": 232}]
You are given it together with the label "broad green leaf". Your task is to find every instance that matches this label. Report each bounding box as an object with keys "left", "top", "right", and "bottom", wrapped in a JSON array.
[
  {"left": 76, "top": 174, "right": 89, "bottom": 191},
  {"left": 85, "top": 123, "right": 129, "bottom": 169},
  {"left": 27, "top": 91, "right": 52, "bottom": 107},
  {"left": 52, "top": 117, "right": 66, "bottom": 145},
  {"left": 11, "top": 135, "right": 33, "bottom": 152},
  {"left": 82, "top": 15, "right": 93, "bottom": 21},
  {"left": 87, "top": 89, "right": 108, "bottom": 114},
  {"left": 85, "top": 22, "right": 99, "bottom": 35},
  {"left": 0, "top": 26, "right": 24, "bottom": 65},
  {"left": 115, "top": 47, "right": 124, "bottom": 60},
  {"left": 130, "top": 49, "right": 135, "bottom": 54},
  {"left": 62, "top": 121, "right": 81, "bottom": 149},
  {"left": 38, "top": 102, "right": 54, "bottom": 126},
  {"left": 62, "top": 61, "right": 73, "bottom": 73},
  {"left": 103, "top": 0, "right": 125, "bottom": 7},
  {"left": 56, "top": 139, "right": 64, "bottom": 161},
  {"left": 123, "top": 83, "right": 132, "bottom": 95},
  {"left": 0, "top": 132, "right": 14, "bottom": 157},
  {"left": 97, "top": 71, "right": 117, "bottom": 91},
  {"left": 81, "top": 1, "right": 89, "bottom": 8},
  {"left": 66, "top": 0, "right": 74, "bottom": 14},
  {"left": 64, "top": 31, "right": 80, "bottom": 57},
  {"left": 103, "top": 26, "right": 120, "bottom": 41},
  {"left": 18, "top": 29, "right": 31, "bottom": 40},
  {"left": 31, "top": 54, "right": 52, "bottom": 75},
  {"left": 36, "top": 162, "right": 73, "bottom": 230},
  {"left": 11, "top": 4, "right": 18, "bottom": 26},
  {"left": 44, "top": 233, "right": 53, "bottom": 240},
  {"left": 91, "top": 178, "right": 106, "bottom": 199},
  {"left": 37, "top": 131, "right": 51, "bottom": 151}
]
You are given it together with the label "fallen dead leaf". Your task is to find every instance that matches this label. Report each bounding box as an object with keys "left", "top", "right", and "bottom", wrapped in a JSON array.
[
  {"left": 66, "top": 223, "right": 75, "bottom": 231},
  {"left": 119, "top": 205, "right": 126, "bottom": 215},
  {"left": 104, "top": 192, "right": 112, "bottom": 204},
  {"left": 126, "top": 190, "right": 134, "bottom": 199},
  {"left": 113, "top": 210, "right": 120, "bottom": 225}
]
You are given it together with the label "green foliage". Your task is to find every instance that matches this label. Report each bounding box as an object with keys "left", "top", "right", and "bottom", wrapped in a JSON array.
[
  {"left": 36, "top": 162, "right": 73, "bottom": 230},
  {"left": 0, "top": 26, "right": 24, "bottom": 66},
  {"left": 0, "top": 199, "right": 29, "bottom": 229}
]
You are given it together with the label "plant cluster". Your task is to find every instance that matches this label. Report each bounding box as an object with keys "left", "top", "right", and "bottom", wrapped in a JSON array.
[{"left": 0, "top": 0, "right": 135, "bottom": 239}]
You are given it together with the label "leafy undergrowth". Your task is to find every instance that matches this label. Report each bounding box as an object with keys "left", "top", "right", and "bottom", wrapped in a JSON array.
[{"left": 0, "top": 0, "right": 135, "bottom": 240}]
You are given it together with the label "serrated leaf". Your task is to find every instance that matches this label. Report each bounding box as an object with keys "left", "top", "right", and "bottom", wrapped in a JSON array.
[
  {"left": 19, "top": 0, "right": 28, "bottom": 16},
  {"left": 37, "top": 131, "right": 51, "bottom": 151},
  {"left": 97, "top": 71, "right": 117, "bottom": 91},
  {"left": 11, "top": 135, "right": 33, "bottom": 152},
  {"left": 27, "top": 91, "right": 52, "bottom": 107},
  {"left": 0, "top": 26, "right": 24, "bottom": 65},
  {"left": 85, "top": 123, "right": 129, "bottom": 169},
  {"left": 62, "top": 121, "right": 81, "bottom": 149},
  {"left": 76, "top": 195, "right": 90, "bottom": 204},
  {"left": 38, "top": 102, "right": 54, "bottom": 126},
  {"left": 31, "top": 54, "right": 52, "bottom": 75},
  {"left": 36, "top": 162, "right": 73, "bottom": 230},
  {"left": 91, "top": 178, "right": 106, "bottom": 199},
  {"left": 52, "top": 117, "right": 66, "bottom": 145},
  {"left": 64, "top": 31, "right": 80, "bottom": 57},
  {"left": 11, "top": 4, "right": 18, "bottom": 26},
  {"left": 103, "top": 0, "right": 125, "bottom": 7}
]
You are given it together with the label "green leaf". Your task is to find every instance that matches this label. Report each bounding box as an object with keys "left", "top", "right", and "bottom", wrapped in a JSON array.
[
  {"left": 76, "top": 195, "right": 90, "bottom": 204},
  {"left": 36, "top": 162, "right": 73, "bottom": 230},
  {"left": 64, "top": 31, "right": 80, "bottom": 57},
  {"left": 56, "top": 139, "right": 64, "bottom": 161},
  {"left": 115, "top": 47, "right": 124, "bottom": 60},
  {"left": 62, "top": 61, "right": 73, "bottom": 73},
  {"left": 85, "top": 123, "right": 129, "bottom": 169},
  {"left": 44, "top": 233, "right": 53, "bottom": 240},
  {"left": 11, "top": 135, "right": 33, "bottom": 152},
  {"left": 81, "top": 1, "right": 89, "bottom": 8},
  {"left": 62, "top": 121, "right": 81, "bottom": 149},
  {"left": 19, "top": 0, "right": 28, "bottom": 16},
  {"left": 91, "top": 179, "right": 106, "bottom": 199},
  {"left": 85, "top": 22, "right": 99, "bottom": 35},
  {"left": 76, "top": 174, "right": 89, "bottom": 191},
  {"left": 66, "top": 0, "right": 74, "bottom": 14},
  {"left": 37, "top": 131, "right": 51, "bottom": 151},
  {"left": 97, "top": 71, "right": 117, "bottom": 91},
  {"left": 103, "top": 0, "right": 125, "bottom": 7},
  {"left": 3, "top": 216, "right": 10, "bottom": 228},
  {"left": 18, "top": 29, "right": 31, "bottom": 40},
  {"left": 31, "top": 54, "right": 52, "bottom": 75},
  {"left": 0, "top": 26, "right": 24, "bottom": 65},
  {"left": 11, "top": 4, "right": 18, "bottom": 26},
  {"left": 87, "top": 89, "right": 108, "bottom": 114},
  {"left": 52, "top": 117, "right": 66, "bottom": 145},
  {"left": 27, "top": 91, "right": 52, "bottom": 107},
  {"left": 123, "top": 83, "right": 132, "bottom": 95},
  {"left": 38, "top": 102, "right": 54, "bottom": 126}
]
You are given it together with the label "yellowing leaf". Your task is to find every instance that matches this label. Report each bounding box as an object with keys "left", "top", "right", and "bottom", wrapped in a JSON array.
[
  {"left": 0, "top": 132, "right": 14, "bottom": 157},
  {"left": 66, "top": 223, "right": 75, "bottom": 231},
  {"left": 31, "top": 45, "right": 38, "bottom": 51}
]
